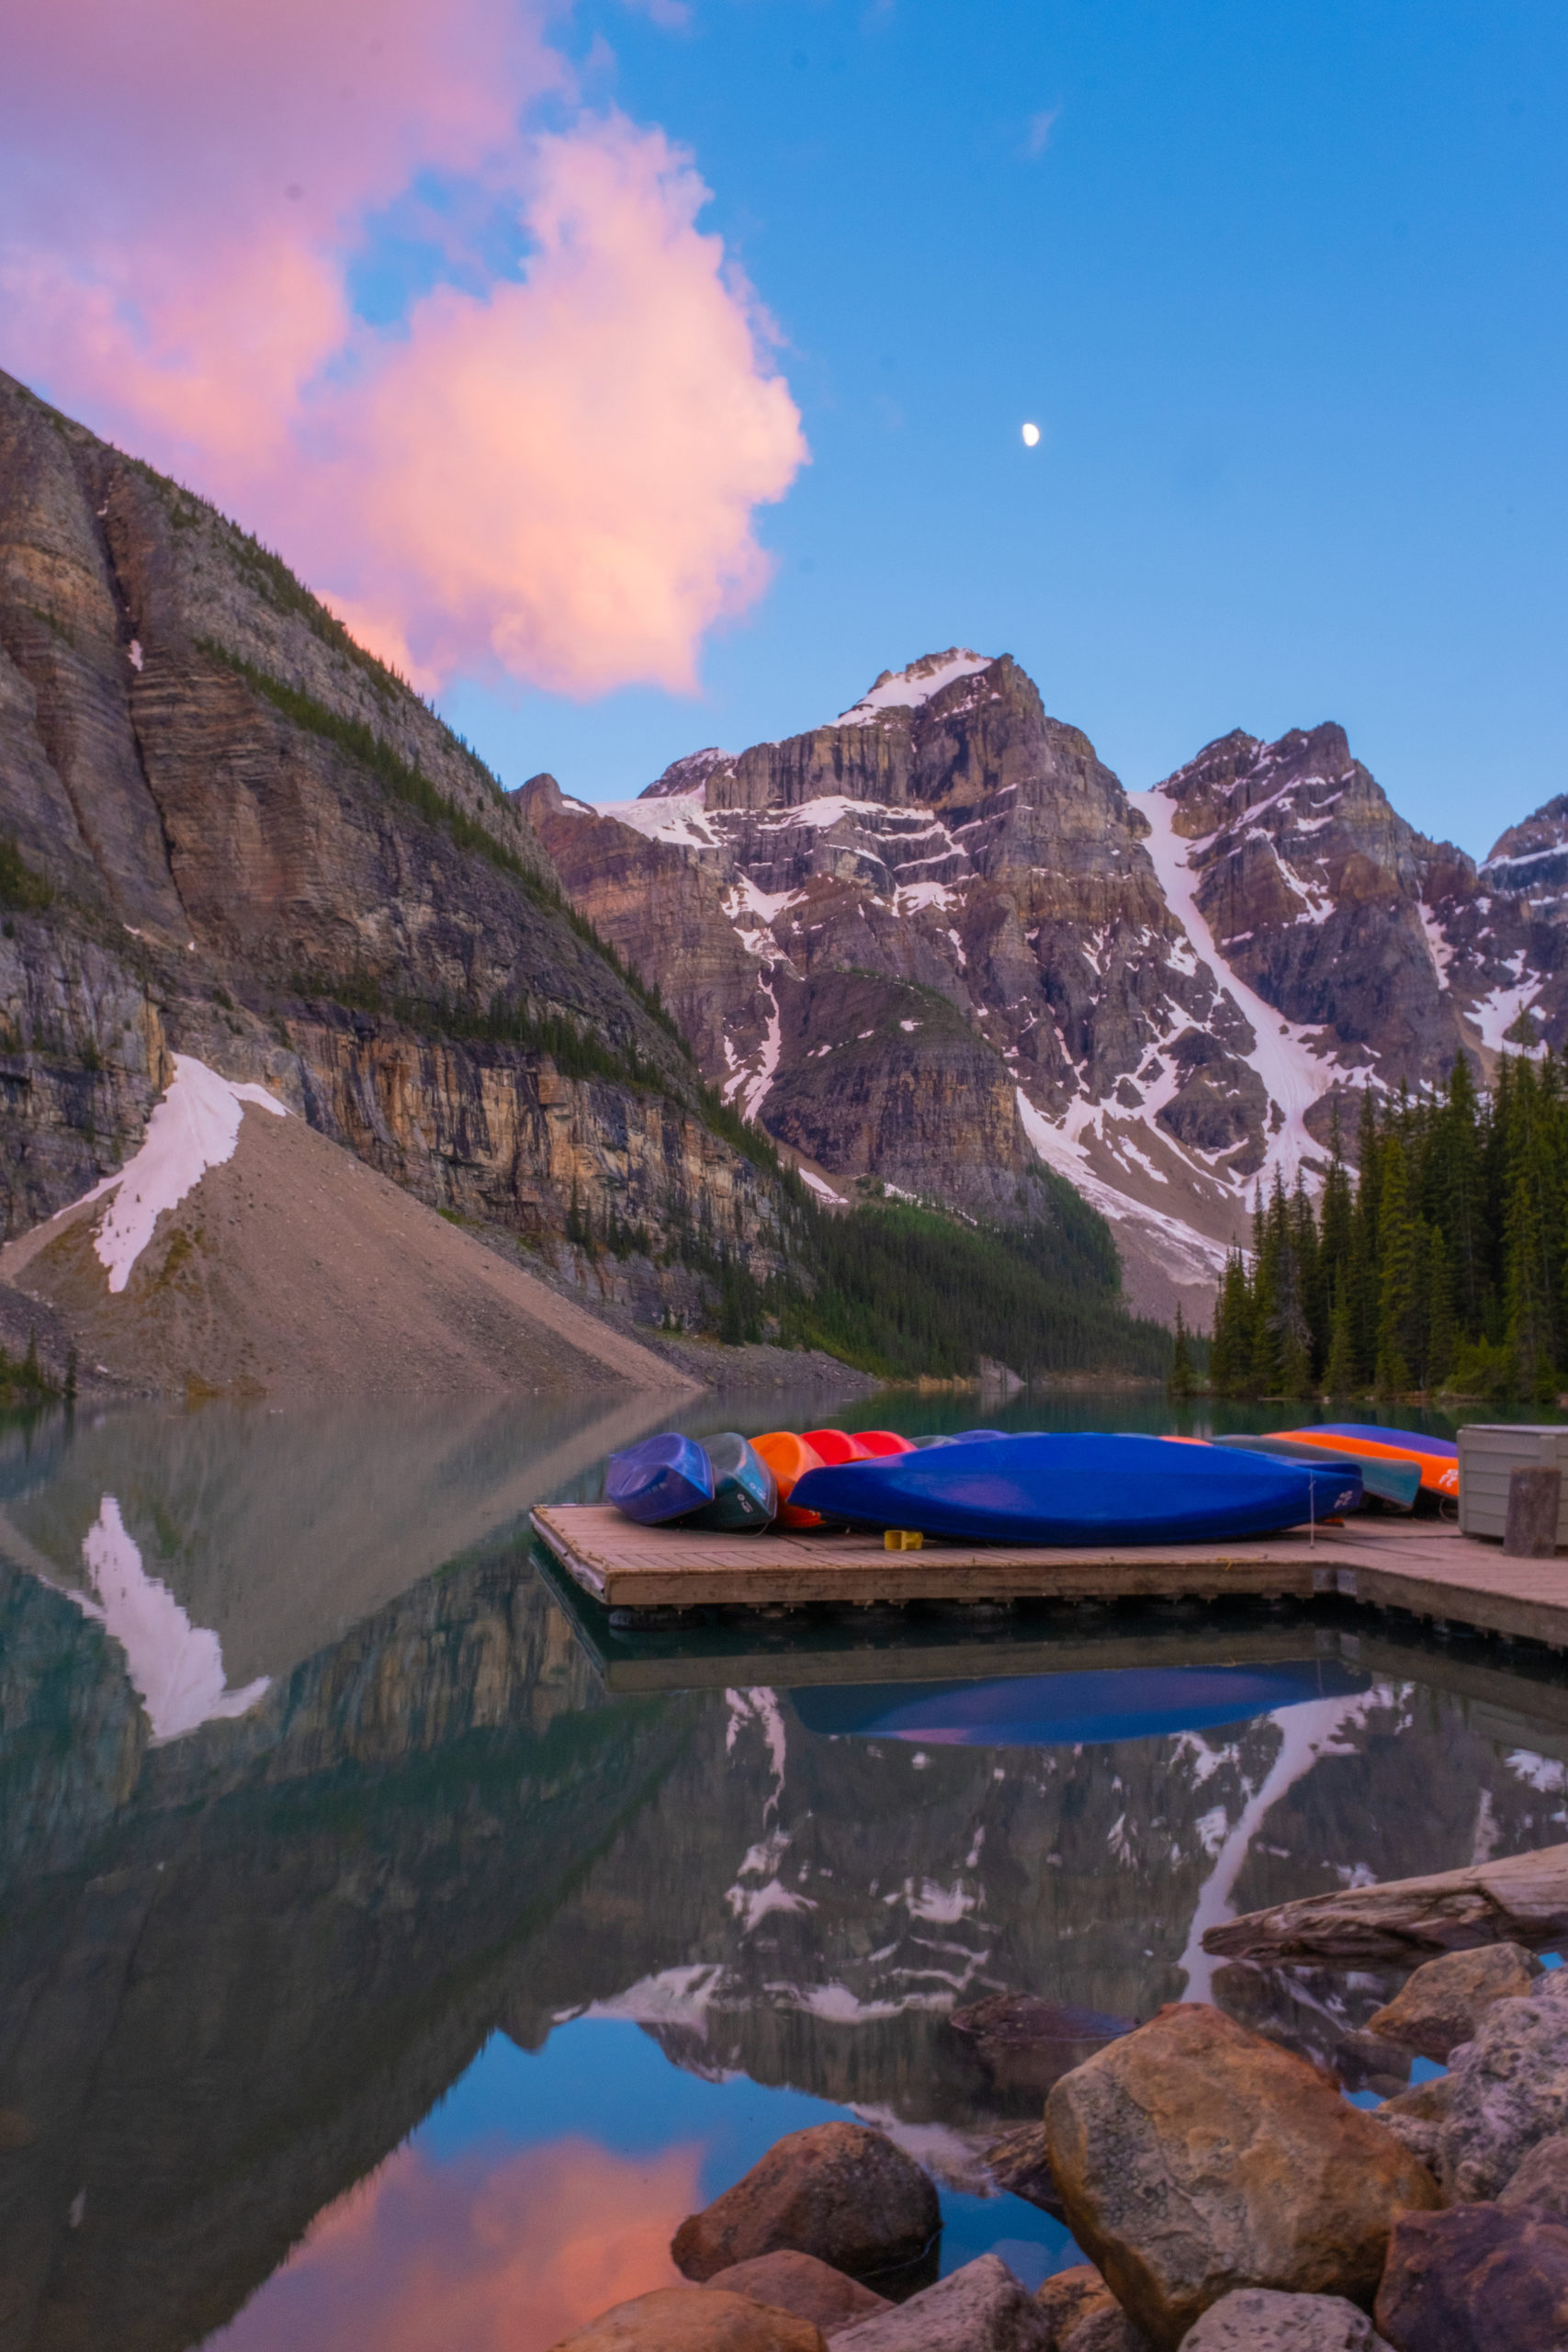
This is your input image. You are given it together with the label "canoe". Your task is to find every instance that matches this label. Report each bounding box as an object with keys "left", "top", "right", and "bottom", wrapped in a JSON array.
[
  {"left": 683, "top": 1432, "right": 778, "bottom": 1532},
  {"left": 606, "top": 1432, "right": 714, "bottom": 1526},
  {"left": 1269, "top": 1422, "right": 1460, "bottom": 1498},
  {"left": 1213, "top": 1434, "right": 1420, "bottom": 1511},
  {"left": 853, "top": 1430, "right": 918, "bottom": 1457},
  {"left": 788, "top": 1430, "right": 1362, "bottom": 1545},
  {"left": 791, "top": 1657, "right": 1371, "bottom": 1747},
  {"left": 752, "top": 1430, "right": 829, "bottom": 1528},
  {"left": 802, "top": 1429, "right": 874, "bottom": 1464}
]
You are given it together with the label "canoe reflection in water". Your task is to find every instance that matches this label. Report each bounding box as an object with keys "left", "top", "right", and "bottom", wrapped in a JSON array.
[{"left": 792, "top": 1658, "right": 1371, "bottom": 1748}]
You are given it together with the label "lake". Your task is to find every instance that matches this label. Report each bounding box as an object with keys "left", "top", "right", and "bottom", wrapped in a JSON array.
[{"left": 2, "top": 1385, "right": 1565, "bottom": 2351}]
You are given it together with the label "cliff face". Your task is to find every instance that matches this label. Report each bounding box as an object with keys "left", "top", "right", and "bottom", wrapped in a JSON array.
[
  {"left": 527, "top": 654, "right": 1568, "bottom": 1317},
  {"left": 0, "top": 370, "right": 795, "bottom": 1323}
]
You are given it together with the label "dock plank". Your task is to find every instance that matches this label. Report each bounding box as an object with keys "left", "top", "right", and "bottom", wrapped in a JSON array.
[{"left": 528, "top": 1505, "right": 1568, "bottom": 1650}]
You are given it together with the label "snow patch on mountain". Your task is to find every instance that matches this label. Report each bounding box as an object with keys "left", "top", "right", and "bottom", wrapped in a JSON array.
[
  {"left": 49, "top": 1055, "right": 288, "bottom": 1294},
  {"left": 835, "top": 649, "right": 992, "bottom": 728}
]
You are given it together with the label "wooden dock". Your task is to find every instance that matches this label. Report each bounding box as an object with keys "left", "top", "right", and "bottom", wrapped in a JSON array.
[{"left": 528, "top": 1504, "right": 1568, "bottom": 1652}]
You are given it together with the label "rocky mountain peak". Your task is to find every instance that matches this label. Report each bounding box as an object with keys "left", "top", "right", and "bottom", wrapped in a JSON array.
[
  {"left": 1481, "top": 795, "right": 1568, "bottom": 914},
  {"left": 831, "top": 647, "right": 994, "bottom": 727}
]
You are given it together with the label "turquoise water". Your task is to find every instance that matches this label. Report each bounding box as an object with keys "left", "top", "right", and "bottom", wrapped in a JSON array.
[{"left": 2, "top": 1390, "right": 1566, "bottom": 2350}]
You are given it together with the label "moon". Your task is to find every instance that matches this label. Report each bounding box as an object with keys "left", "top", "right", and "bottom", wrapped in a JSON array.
[{"left": 1021, "top": 421, "right": 1041, "bottom": 447}]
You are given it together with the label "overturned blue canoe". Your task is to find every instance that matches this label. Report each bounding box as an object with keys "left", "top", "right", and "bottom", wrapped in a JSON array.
[
  {"left": 1213, "top": 1433, "right": 1421, "bottom": 1511},
  {"left": 606, "top": 1432, "right": 714, "bottom": 1526},
  {"left": 792, "top": 1657, "right": 1371, "bottom": 1747},
  {"left": 788, "top": 1430, "right": 1361, "bottom": 1546}
]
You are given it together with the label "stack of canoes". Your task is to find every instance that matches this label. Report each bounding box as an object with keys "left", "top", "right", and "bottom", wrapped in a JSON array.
[{"left": 602, "top": 1420, "right": 1458, "bottom": 1544}]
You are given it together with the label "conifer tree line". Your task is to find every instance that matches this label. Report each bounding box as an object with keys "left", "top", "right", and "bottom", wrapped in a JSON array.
[{"left": 1208, "top": 1051, "right": 1568, "bottom": 1403}]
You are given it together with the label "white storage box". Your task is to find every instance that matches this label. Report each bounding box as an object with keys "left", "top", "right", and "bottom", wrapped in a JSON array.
[{"left": 1459, "top": 1424, "right": 1568, "bottom": 1542}]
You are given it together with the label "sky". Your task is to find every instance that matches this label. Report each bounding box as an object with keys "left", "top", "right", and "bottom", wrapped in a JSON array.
[{"left": 2, "top": 0, "right": 1563, "bottom": 853}]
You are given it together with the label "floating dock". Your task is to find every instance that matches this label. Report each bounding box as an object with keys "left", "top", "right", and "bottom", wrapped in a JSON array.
[{"left": 529, "top": 1505, "right": 1568, "bottom": 1652}]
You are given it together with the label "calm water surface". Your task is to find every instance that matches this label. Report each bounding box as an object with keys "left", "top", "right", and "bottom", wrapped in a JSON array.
[{"left": 3, "top": 1385, "right": 1567, "bottom": 2352}]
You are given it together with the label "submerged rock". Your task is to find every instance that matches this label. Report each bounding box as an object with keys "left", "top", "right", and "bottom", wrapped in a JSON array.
[
  {"left": 671, "top": 2123, "right": 940, "bottom": 2287},
  {"left": 1374, "top": 2205, "right": 1568, "bottom": 2351},
  {"left": 1043, "top": 2002, "right": 1440, "bottom": 2349},
  {"left": 832, "top": 2254, "right": 1050, "bottom": 2352},
  {"left": 1035, "top": 2265, "right": 1118, "bottom": 2347},
  {"left": 552, "top": 2287, "right": 827, "bottom": 2352},
  {"left": 949, "top": 1993, "right": 1134, "bottom": 2101},
  {"left": 1177, "top": 2290, "right": 1391, "bottom": 2349},
  {"left": 705, "top": 2254, "right": 891, "bottom": 2337},
  {"left": 1432, "top": 1970, "right": 1568, "bottom": 2200},
  {"left": 1366, "top": 1942, "right": 1540, "bottom": 2064}
]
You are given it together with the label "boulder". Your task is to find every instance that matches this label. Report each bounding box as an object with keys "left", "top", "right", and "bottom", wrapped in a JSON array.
[
  {"left": 1177, "top": 2290, "right": 1392, "bottom": 2349},
  {"left": 832, "top": 2254, "right": 1051, "bottom": 2352},
  {"left": 1043, "top": 2002, "right": 1440, "bottom": 2350},
  {"left": 1061, "top": 2310, "right": 1152, "bottom": 2352},
  {"left": 1201, "top": 1843, "right": 1568, "bottom": 1966},
  {"left": 950, "top": 1995, "right": 1134, "bottom": 2101},
  {"left": 987, "top": 2123, "right": 1066, "bottom": 2218},
  {"left": 1036, "top": 2266, "right": 1117, "bottom": 2348},
  {"left": 551, "top": 2287, "right": 827, "bottom": 2352},
  {"left": 1370, "top": 2073, "right": 1453, "bottom": 2175},
  {"left": 1433, "top": 1969, "right": 1568, "bottom": 2200},
  {"left": 1497, "top": 2132, "right": 1568, "bottom": 2224},
  {"left": 1374, "top": 2204, "right": 1568, "bottom": 2351},
  {"left": 706, "top": 2254, "right": 891, "bottom": 2337},
  {"left": 1365, "top": 1942, "right": 1540, "bottom": 2063},
  {"left": 672, "top": 2124, "right": 941, "bottom": 2287}
]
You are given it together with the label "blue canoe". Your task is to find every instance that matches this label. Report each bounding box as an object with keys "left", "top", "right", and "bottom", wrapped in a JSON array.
[
  {"left": 1213, "top": 1433, "right": 1421, "bottom": 1511},
  {"left": 683, "top": 1432, "right": 778, "bottom": 1532},
  {"left": 606, "top": 1432, "right": 714, "bottom": 1526},
  {"left": 788, "top": 1430, "right": 1361, "bottom": 1546},
  {"left": 792, "top": 1657, "right": 1371, "bottom": 1747}
]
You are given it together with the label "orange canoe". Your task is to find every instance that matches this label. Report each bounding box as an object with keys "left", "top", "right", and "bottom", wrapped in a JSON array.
[
  {"left": 752, "top": 1430, "right": 829, "bottom": 1526},
  {"left": 1268, "top": 1423, "right": 1460, "bottom": 1498}
]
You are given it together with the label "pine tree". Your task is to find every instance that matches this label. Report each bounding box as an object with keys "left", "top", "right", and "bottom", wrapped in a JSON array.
[
  {"left": 1168, "top": 1306, "right": 1197, "bottom": 1401},
  {"left": 1505, "top": 1168, "right": 1555, "bottom": 1401},
  {"left": 1425, "top": 1224, "right": 1455, "bottom": 1390},
  {"left": 1324, "top": 1280, "right": 1358, "bottom": 1396},
  {"left": 1375, "top": 1136, "right": 1418, "bottom": 1396}
]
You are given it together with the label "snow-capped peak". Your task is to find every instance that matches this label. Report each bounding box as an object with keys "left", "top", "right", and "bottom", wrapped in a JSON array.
[{"left": 834, "top": 650, "right": 994, "bottom": 729}]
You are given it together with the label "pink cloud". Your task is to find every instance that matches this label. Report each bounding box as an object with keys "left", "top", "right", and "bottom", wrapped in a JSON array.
[
  {"left": 210, "top": 2135, "right": 701, "bottom": 2352},
  {"left": 0, "top": 1, "right": 805, "bottom": 698}
]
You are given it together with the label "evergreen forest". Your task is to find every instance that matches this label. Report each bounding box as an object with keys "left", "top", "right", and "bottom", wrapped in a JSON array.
[{"left": 1210, "top": 1051, "right": 1568, "bottom": 1402}]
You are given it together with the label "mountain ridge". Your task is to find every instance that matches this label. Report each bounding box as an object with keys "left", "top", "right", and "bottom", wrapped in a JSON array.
[{"left": 527, "top": 652, "right": 1568, "bottom": 1320}]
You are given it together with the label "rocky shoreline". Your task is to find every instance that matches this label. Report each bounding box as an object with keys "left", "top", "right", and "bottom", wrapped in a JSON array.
[{"left": 552, "top": 1849, "right": 1568, "bottom": 2352}]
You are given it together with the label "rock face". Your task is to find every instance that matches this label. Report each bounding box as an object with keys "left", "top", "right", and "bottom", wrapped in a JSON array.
[
  {"left": 1178, "top": 2290, "right": 1391, "bottom": 2350},
  {"left": 0, "top": 368, "right": 797, "bottom": 1341},
  {"left": 832, "top": 2254, "right": 1051, "bottom": 2352},
  {"left": 705, "top": 2254, "right": 891, "bottom": 2337},
  {"left": 1432, "top": 1970, "right": 1568, "bottom": 2201},
  {"left": 1043, "top": 2003, "right": 1440, "bottom": 2349},
  {"left": 525, "top": 651, "right": 1568, "bottom": 1323},
  {"left": 1366, "top": 1942, "right": 1540, "bottom": 2064},
  {"left": 1201, "top": 1841, "right": 1568, "bottom": 1964},
  {"left": 671, "top": 2123, "right": 941, "bottom": 2286},
  {"left": 553, "top": 2289, "right": 827, "bottom": 2352},
  {"left": 1374, "top": 2205, "right": 1568, "bottom": 2352}
]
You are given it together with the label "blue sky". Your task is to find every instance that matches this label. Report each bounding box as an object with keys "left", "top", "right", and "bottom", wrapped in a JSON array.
[{"left": 436, "top": 0, "right": 1567, "bottom": 854}]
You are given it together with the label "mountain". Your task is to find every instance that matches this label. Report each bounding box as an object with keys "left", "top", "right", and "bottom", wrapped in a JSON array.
[
  {"left": 0, "top": 369, "right": 799, "bottom": 1347},
  {"left": 526, "top": 654, "right": 1568, "bottom": 1320}
]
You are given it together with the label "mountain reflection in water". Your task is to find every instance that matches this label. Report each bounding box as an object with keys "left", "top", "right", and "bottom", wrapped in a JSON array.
[
  {"left": 793, "top": 1661, "right": 1371, "bottom": 1747},
  {"left": 4, "top": 1394, "right": 1568, "bottom": 2352}
]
